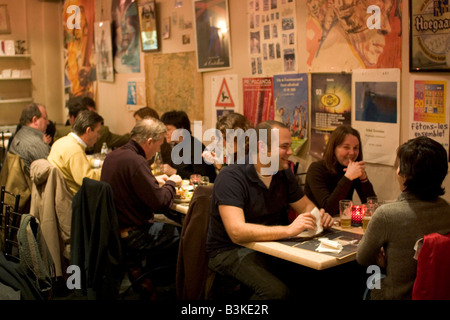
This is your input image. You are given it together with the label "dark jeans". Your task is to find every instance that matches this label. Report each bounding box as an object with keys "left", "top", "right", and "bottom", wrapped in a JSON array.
[
  {"left": 209, "top": 247, "right": 368, "bottom": 300},
  {"left": 121, "top": 222, "right": 180, "bottom": 269},
  {"left": 209, "top": 247, "right": 292, "bottom": 300}
]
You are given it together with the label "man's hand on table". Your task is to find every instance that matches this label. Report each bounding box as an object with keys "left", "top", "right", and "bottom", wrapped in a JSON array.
[{"left": 319, "top": 209, "right": 334, "bottom": 229}]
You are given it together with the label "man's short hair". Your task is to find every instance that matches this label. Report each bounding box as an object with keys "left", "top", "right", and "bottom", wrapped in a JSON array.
[
  {"left": 131, "top": 118, "right": 167, "bottom": 144},
  {"left": 67, "top": 97, "right": 89, "bottom": 118},
  {"left": 72, "top": 111, "right": 104, "bottom": 136},
  {"left": 19, "top": 103, "right": 44, "bottom": 126},
  {"left": 255, "top": 120, "right": 288, "bottom": 151},
  {"left": 396, "top": 136, "right": 448, "bottom": 200},
  {"left": 133, "top": 106, "right": 160, "bottom": 120},
  {"left": 81, "top": 96, "right": 96, "bottom": 110}
]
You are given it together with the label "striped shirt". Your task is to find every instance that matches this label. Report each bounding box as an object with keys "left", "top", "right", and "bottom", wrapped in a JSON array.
[{"left": 9, "top": 126, "right": 50, "bottom": 174}]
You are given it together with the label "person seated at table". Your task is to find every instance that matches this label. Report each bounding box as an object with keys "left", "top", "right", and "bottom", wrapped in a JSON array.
[
  {"left": 100, "top": 118, "right": 182, "bottom": 288},
  {"left": 304, "top": 125, "right": 376, "bottom": 216},
  {"left": 133, "top": 106, "right": 160, "bottom": 122},
  {"left": 56, "top": 96, "right": 130, "bottom": 154},
  {"left": 8, "top": 103, "right": 51, "bottom": 174},
  {"left": 202, "top": 112, "right": 253, "bottom": 172},
  {"left": 356, "top": 136, "right": 450, "bottom": 300},
  {"left": 48, "top": 111, "right": 103, "bottom": 195},
  {"left": 54, "top": 98, "right": 89, "bottom": 141},
  {"left": 206, "top": 120, "right": 334, "bottom": 299},
  {"left": 160, "top": 110, "right": 216, "bottom": 182}
]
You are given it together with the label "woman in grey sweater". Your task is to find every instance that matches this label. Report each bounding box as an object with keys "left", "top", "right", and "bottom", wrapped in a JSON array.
[{"left": 357, "top": 136, "right": 450, "bottom": 299}]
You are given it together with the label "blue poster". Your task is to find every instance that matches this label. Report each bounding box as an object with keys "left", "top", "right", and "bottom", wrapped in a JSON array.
[{"left": 273, "top": 73, "right": 308, "bottom": 152}]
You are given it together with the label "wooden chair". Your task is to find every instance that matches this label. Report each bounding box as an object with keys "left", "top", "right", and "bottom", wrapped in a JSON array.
[
  {"left": 176, "top": 184, "right": 250, "bottom": 300},
  {"left": 0, "top": 186, "right": 21, "bottom": 261}
]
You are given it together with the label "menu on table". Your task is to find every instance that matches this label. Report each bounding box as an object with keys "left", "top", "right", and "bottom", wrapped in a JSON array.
[{"left": 279, "top": 228, "right": 362, "bottom": 259}]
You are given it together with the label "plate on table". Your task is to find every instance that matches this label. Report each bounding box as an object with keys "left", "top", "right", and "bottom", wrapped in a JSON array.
[{"left": 175, "top": 186, "right": 193, "bottom": 203}]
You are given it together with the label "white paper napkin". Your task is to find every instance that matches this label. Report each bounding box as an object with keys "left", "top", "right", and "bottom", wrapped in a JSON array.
[
  {"left": 297, "top": 207, "right": 323, "bottom": 237},
  {"left": 315, "top": 238, "right": 343, "bottom": 254}
]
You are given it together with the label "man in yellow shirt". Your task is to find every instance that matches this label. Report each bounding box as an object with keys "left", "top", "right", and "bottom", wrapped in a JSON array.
[{"left": 48, "top": 111, "right": 104, "bottom": 195}]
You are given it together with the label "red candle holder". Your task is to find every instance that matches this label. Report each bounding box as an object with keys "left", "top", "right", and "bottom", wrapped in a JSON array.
[{"left": 351, "top": 205, "right": 365, "bottom": 226}]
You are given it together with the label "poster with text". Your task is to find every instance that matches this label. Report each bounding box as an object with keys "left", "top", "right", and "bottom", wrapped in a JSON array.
[
  {"left": 352, "top": 69, "right": 400, "bottom": 166},
  {"left": 273, "top": 73, "right": 308, "bottom": 153},
  {"left": 409, "top": 76, "right": 449, "bottom": 156},
  {"left": 310, "top": 73, "right": 352, "bottom": 159},
  {"left": 306, "top": 0, "right": 402, "bottom": 72},
  {"left": 194, "top": 0, "right": 232, "bottom": 72},
  {"left": 243, "top": 77, "right": 274, "bottom": 128},
  {"left": 248, "top": 0, "right": 297, "bottom": 75},
  {"left": 410, "top": 0, "right": 450, "bottom": 71}
]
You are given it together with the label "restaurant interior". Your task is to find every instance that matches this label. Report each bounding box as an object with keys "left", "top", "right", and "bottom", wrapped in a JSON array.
[{"left": 0, "top": 0, "right": 449, "bottom": 307}]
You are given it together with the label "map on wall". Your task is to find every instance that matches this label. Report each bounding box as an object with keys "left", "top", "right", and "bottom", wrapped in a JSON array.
[{"left": 144, "top": 51, "right": 204, "bottom": 122}]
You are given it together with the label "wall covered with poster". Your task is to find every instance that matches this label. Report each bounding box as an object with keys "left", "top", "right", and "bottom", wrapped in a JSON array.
[{"left": 84, "top": 0, "right": 450, "bottom": 203}]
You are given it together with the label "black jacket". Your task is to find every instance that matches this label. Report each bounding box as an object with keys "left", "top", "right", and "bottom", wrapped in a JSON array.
[{"left": 70, "top": 178, "right": 123, "bottom": 300}]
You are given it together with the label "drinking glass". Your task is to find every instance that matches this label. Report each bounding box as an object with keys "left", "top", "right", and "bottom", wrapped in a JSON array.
[
  {"left": 339, "top": 200, "right": 353, "bottom": 228},
  {"left": 367, "top": 196, "right": 378, "bottom": 207},
  {"left": 363, "top": 197, "right": 378, "bottom": 232},
  {"left": 362, "top": 206, "right": 372, "bottom": 232},
  {"left": 152, "top": 152, "right": 164, "bottom": 175},
  {"left": 190, "top": 174, "right": 201, "bottom": 189},
  {"left": 199, "top": 176, "right": 210, "bottom": 186}
]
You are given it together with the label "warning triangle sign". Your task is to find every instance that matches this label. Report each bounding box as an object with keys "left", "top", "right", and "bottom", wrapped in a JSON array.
[{"left": 215, "top": 78, "right": 235, "bottom": 107}]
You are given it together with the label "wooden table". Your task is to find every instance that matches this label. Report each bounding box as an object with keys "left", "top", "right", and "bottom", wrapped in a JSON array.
[{"left": 239, "top": 225, "right": 364, "bottom": 271}]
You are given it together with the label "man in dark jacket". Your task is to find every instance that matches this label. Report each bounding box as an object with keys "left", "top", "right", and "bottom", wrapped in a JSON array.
[{"left": 101, "top": 118, "right": 182, "bottom": 269}]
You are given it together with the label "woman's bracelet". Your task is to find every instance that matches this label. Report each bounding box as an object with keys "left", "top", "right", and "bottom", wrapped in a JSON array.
[{"left": 360, "top": 177, "right": 369, "bottom": 183}]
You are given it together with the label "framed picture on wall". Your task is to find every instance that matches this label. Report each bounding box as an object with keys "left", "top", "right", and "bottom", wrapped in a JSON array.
[
  {"left": 193, "top": 0, "right": 232, "bottom": 72},
  {"left": 138, "top": 0, "right": 159, "bottom": 52},
  {"left": 0, "top": 5, "right": 11, "bottom": 35},
  {"left": 94, "top": 21, "right": 114, "bottom": 82},
  {"left": 410, "top": 0, "right": 450, "bottom": 72}
]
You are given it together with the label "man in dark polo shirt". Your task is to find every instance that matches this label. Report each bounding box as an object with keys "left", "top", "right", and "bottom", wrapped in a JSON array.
[
  {"left": 206, "top": 120, "right": 334, "bottom": 299},
  {"left": 101, "top": 118, "right": 182, "bottom": 269}
]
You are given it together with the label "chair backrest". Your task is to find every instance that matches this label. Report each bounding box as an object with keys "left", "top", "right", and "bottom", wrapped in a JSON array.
[
  {"left": 70, "top": 177, "right": 122, "bottom": 299},
  {"left": 176, "top": 184, "right": 214, "bottom": 300},
  {"left": 0, "top": 186, "right": 21, "bottom": 259},
  {"left": 3, "top": 204, "right": 22, "bottom": 262},
  {"left": 412, "top": 232, "right": 450, "bottom": 300}
]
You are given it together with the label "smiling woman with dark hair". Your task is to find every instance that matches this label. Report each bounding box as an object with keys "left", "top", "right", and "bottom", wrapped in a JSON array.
[
  {"left": 357, "top": 136, "right": 450, "bottom": 300},
  {"left": 305, "top": 125, "right": 376, "bottom": 216}
]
